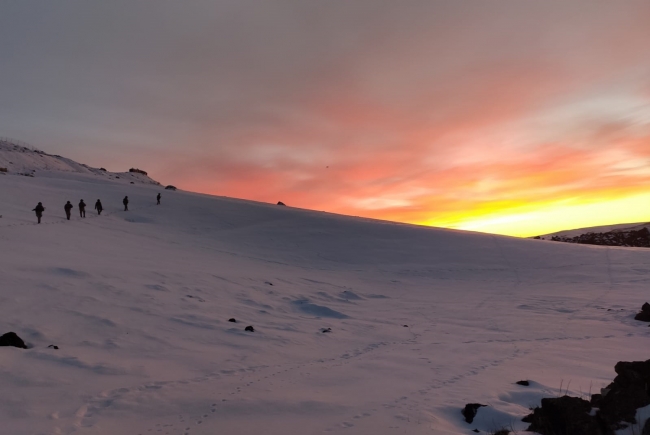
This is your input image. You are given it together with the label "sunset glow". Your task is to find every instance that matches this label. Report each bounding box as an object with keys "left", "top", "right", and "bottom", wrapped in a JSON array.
[{"left": 1, "top": 1, "right": 649, "bottom": 236}]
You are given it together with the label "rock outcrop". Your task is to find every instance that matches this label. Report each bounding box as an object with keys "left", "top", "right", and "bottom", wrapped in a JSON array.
[
  {"left": 547, "top": 227, "right": 650, "bottom": 248},
  {"left": 524, "top": 358, "right": 650, "bottom": 434}
]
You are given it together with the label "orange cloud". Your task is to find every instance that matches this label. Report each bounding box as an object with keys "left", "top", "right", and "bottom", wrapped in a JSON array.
[
  {"left": 162, "top": 106, "right": 650, "bottom": 237},
  {"left": 69, "top": 1, "right": 650, "bottom": 238}
]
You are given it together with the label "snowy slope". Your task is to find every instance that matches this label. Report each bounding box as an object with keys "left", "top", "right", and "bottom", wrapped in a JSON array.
[
  {"left": 0, "top": 139, "right": 160, "bottom": 186},
  {"left": 536, "top": 221, "right": 650, "bottom": 240},
  {"left": 1, "top": 167, "right": 650, "bottom": 435}
]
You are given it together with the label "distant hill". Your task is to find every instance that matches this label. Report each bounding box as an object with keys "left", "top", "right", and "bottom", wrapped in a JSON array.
[
  {"left": 534, "top": 222, "right": 650, "bottom": 247},
  {"left": 0, "top": 138, "right": 161, "bottom": 186}
]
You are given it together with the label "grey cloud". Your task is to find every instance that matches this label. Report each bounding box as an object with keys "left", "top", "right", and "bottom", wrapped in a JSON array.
[{"left": 0, "top": 1, "right": 648, "bottom": 176}]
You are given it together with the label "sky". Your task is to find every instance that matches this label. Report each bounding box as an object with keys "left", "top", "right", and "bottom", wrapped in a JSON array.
[{"left": 1, "top": 1, "right": 649, "bottom": 237}]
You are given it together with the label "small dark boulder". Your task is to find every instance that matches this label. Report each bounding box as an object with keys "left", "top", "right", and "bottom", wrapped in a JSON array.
[
  {"left": 244, "top": 325, "right": 255, "bottom": 332},
  {"left": 47, "top": 344, "right": 59, "bottom": 350},
  {"left": 165, "top": 185, "right": 177, "bottom": 191},
  {"left": 461, "top": 403, "right": 486, "bottom": 424},
  {"left": 516, "top": 380, "right": 530, "bottom": 386},
  {"left": 228, "top": 318, "right": 237, "bottom": 323},
  {"left": 321, "top": 328, "right": 332, "bottom": 333},
  {"left": 403, "top": 325, "right": 408, "bottom": 327},
  {"left": 277, "top": 201, "right": 286, "bottom": 206},
  {"left": 634, "top": 302, "right": 650, "bottom": 322},
  {"left": 0, "top": 332, "right": 27, "bottom": 349}
]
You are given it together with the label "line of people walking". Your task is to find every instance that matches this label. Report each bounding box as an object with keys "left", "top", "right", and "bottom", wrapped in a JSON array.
[
  {"left": 62, "top": 199, "right": 102, "bottom": 220},
  {"left": 31, "top": 193, "right": 161, "bottom": 223}
]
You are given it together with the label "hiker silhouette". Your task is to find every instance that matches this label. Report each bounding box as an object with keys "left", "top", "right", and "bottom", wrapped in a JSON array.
[
  {"left": 123, "top": 196, "right": 129, "bottom": 211},
  {"left": 157, "top": 193, "right": 161, "bottom": 205},
  {"left": 79, "top": 200, "right": 86, "bottom": 218},
  {"left": 95, "top": 199, "right": 103, "bottom": 215},
  {"left": 32, "top": 202, "right": 45, "bottom": 224},
  {"left": 64, "top": 201, "right": 73, "bottom": 220}
]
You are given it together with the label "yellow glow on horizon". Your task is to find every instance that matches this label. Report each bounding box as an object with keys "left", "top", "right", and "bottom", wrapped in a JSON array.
[{"left": 422, "top": 192, "right": 650, "bottom": 237}]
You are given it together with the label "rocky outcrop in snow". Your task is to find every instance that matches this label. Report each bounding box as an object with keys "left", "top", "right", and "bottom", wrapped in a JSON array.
[
  {"left": 461, "top": 403, "right": 487, "bottom": 424},
  {"left": 524, "top": 359, "right": 650, "bottom": 434},
  {"left": 0, "top": 332, "right": 28, "bottom": 349},
  {"left": 536, "top": 227, "right": 650, "bottom": 248},
  {"left": 635, "top": 302, "right": 650, "bottom": 322},
  {"left": 0, "top": 138, "right": 161, "bottom": 185}
]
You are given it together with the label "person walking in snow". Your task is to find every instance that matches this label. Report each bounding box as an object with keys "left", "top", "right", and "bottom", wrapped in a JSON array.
[
  {"left": 79, "top": 199, "right": 86, "bottom": 218},
  {"left": 32, "top": 202, "right": 45, "bottom": 224},
  {"left": 64, "top": 201, "right": 73, "bottom": 220},
  {"left": 156, "top": 193, "right": 161, "bottom": 205},
  {"left": 123, "top": 196, "right": 129, "bottom": 211},
  {"left": 95, "top": 199, "right": 103, "bottom": 215}
]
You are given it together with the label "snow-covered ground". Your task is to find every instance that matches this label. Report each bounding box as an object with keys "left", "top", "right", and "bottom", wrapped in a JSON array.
[{"left": 1, "top": 160, "right": 650, "bottom": 435}]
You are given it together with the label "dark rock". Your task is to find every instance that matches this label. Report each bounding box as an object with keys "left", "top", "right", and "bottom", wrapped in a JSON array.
[
  {"left": 598, "top": 384, "right": 648, "bottom": 427},
  {"left": 228, "top": 318, "right": 237, "bottom": 323},
  {"left": 0, "top": 332, "right": 27, "bottom": 349},
  {"left": 321, "top": 328, "right": 332, "bottom": 333},
  {"left": 635, "top": 303, "right": 650, "bottom": 321},
  {"left": 277, "top": 201, "right": 286, "bottom": 206},
  {"left": 47, "top": 344, "right": 59, "bottom": 350},
  {"left": 524, "top": 396, "right": 608, "bottom": 435},
  {"left": 472, "top": 430, "right": 479, "bottom": 433},
  {"left": 528, "top": 358, "right": 650, "bottom": 434},
  {"left": 595, "top": 360, "right": 650, "bottom": 427},
  {"left": 516, "top": 380, "right": 530, "bottom": 386},
  {"left": 265, "top": 281, "right": 273, "bottom": 286},
  {"left": 130, "top": 181, "right": 134, "bottom": 184},
  {"left": 461, "top": 403, "right": 486, "bottom": 424},
  {"left": 590, "top": 393, "right": 603, "bottom": 408},
  {"left": 493, "top": 430, "right": 510, "bottom": 435},
  {"left": 635, "top": 312, "right": 650, "bottom": 321},
  {"left": 100, "top": 167, "right": 107, "bottom": 171},
  {"left": 403, "top": 325, "right": 408, "bottom": 327},
  {"left": 244, "top": 325, "right": 255, "bottom": 332},
  {"left": 613, "top": 360, "right": 650, "bottom": 388},
  {"left": 165, "top": 185, "right": 177, "bottom": 190},
  {"left": 643, "top": 418, "right": 650, "bottom": 435}
]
